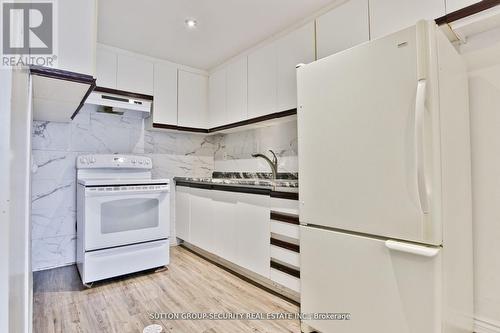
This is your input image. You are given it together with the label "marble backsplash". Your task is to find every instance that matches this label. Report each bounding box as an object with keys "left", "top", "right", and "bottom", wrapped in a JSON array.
[
  {"left": 214, "top": 119, "right": 298, "bottom": 174},
  {"left": 31, "top": 106, "right": 298, "bottom": 271}
]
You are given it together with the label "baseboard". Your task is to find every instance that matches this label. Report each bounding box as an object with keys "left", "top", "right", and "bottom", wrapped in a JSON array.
[{"left": 475, "top": 317, "right": 500, "bottom": 333}]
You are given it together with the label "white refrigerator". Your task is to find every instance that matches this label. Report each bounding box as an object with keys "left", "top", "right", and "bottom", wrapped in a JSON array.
[{"left": 297, "top": 21, "right": 473, "bottom": 333}]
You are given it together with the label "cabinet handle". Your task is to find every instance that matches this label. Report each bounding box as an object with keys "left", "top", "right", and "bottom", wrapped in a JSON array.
[{"left": 385, "top": 240, "right": 439, "bottom": 257}]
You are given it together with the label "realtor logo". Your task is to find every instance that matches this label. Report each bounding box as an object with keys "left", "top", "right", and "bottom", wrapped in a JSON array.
[{"left": 1, "top": 0, "right": 57, "bottom": 67}]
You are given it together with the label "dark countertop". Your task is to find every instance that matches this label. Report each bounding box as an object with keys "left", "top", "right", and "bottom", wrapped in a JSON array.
[{"left": 174, "top": 177, "right": 299, "bottom": 200}]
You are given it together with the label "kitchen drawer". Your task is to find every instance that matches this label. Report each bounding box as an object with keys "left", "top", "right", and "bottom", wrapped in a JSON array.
[
  {"left": 270, "top": 267, "right": 300, "bottom": 293},
  {"left": 270, "top": 245, "right": 300, "bottom": 267},
  {"left": 270, "top": 220, "right": 300, "bottom": 239},
  {"left": 270, "top": 197, "right": 299, "bottom": 213}
]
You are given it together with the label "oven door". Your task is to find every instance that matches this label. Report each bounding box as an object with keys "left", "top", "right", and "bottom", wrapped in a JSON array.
[{"left": 83, "top": 185, "right": 169, "bottom": 251}]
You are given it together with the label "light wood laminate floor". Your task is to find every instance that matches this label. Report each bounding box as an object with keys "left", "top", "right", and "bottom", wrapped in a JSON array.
[{"left": 33, "top": 245, "right": 300, "bottom": 333}]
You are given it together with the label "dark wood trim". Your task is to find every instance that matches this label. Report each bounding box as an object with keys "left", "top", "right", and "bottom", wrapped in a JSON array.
[
  {"left": 175, "top": 180, "right": 271, "bottom": 196},
  {"left": 153, "top": 109, "right": 296, "bottom": 134},
  {"left": 209, "top": 108, "right": 297, "bottom": 132},
  {"left": 270, "top": 211, "right": 299, "bottom": 225},
  {"left": 435, "top": 0, "right": 500, "bottom": 25},
  {"left": 270, "top": 237, "right": 300, "bottom": 253},
  {"left": 94, "top": 86, "right": 154, "bottom": 101},
  {"left": 30, "top": 66, "right": 97, "bottom": 120},
  {"left": 270, "top": 191, "right": 299, "bottom": 200},
  {"left": 211, "top": 184, "right": 270, "bottom": 195},
  {"left": 29, "top": 65, "right": 95, "bottom": 85},
  {"left": 270, "top": 260, "right": 300, "bottom": 278},
  {"left": 153, "top": 123, "right": 209, "bottom": 133},
  {"left": 71, "top": 80, "right": 96, "bottom": 120}
]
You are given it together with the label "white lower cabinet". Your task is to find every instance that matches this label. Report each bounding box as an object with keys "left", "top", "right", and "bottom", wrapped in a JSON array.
[
  {"left": 176, "top": 186, "right": 270, "bottom": 279},
  {"left": 235, "top": 193, "right": 270, "bottom": 278},
  {"left": 189, "top": 188, "right": 215, "bottom": 253},
  {"left": 175, "top": 186, "right": 190, "bottom": 241},
  {"left": 212, "top": 190, "right": 238, "bottom": 263}
]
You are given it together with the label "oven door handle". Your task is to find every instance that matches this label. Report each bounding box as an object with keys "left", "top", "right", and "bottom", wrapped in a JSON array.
[{"left": 84, "top": 189, "right": 169, "bottom": 197}]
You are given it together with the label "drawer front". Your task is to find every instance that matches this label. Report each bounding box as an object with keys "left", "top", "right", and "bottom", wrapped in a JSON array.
[
  {"left": 270, "top": 245, "right": 300, "bottom": 267},
  {"left": 271, "top": 220, "right": 300, "bottom": 239},
  {"left": 270, "top": 268, "right": 300, "bottom": 293}
]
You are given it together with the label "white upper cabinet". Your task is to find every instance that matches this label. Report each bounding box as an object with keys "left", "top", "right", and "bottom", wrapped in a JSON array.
[
  {"left": 226, "top": 57, "right": 248, "bottom": 124},
  {"left": 178, "top": 70, "right": 209, "bottom": 128},
  {"left": 316, "top": 0, "right": 370, "bottom": 59},
  {"left": 369, "top": 0, "right": 445, "bottom": 39},
  {"left": 209, "top": 57, "right": 248, "bottom": 127},
  {"left": 248, "top": 23, "right": 315, "bottom": 119},
  {"left": 95, "top": 47, "right": 117, "bottom": 88},
  {"left": 57, "top": 0, "right": 97, "bottom": 76},
  {"left": 208, "top": 68, "right": 227, "bottom": 128},
  {"left": 446, "top": 0, "right": 480, "bottom": 13},
  {"left": 153, "top": 62, "right": 178, "bottom": 125},
  {"left": 276, "top": 22, "right": 315, "bottom": 111},
  {"left": 116, "top": 54, "right": 154, "bottom": 95},
  {"left": 248, "top": 42, "right": 277, "bottom": 119}
]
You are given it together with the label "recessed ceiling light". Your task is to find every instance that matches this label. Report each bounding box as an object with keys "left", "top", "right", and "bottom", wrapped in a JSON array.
[{"left": 185, "top": 18, "right": 197, "bottom": 29}]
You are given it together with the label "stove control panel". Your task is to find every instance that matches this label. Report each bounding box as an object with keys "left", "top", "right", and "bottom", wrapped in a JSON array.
[{"left": 77, "top": 154, "right": 152, "bottom": 169}]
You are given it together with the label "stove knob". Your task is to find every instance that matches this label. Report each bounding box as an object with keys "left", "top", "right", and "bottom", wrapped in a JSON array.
[
  {"left": 138, "top": 160, "right": 144, "bottom": 165},
  {"left": 79, "top": 157, "right": 88, "bottom": 165},
  {"left": 145, "top": 160, "right": 150, "bottom": 165},
  {"left": 131, "top": 159, "right": 136, "bottom": 164}
]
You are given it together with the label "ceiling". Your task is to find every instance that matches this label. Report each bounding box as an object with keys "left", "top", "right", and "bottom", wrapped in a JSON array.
[{"left": 97, "top": 0, "right": 337, "bottom": 70}]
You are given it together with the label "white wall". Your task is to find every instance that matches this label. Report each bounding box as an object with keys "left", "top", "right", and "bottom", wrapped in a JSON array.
[
  {"left": 456, "top": 29, "right": 500, "bottom": 330},
  {"left": 469, "top": 63, "right": 500, "bottom": 332},
  {"left": 1, "top": 68, "right": 33, "bottom": 333},
  {"left": 0, "top": 68, "right": 13, "bottom": 333}
]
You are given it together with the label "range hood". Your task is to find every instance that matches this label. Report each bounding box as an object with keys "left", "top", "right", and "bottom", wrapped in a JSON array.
[{"left": 85, "top": 87, "right": 153, "bottom": 117}]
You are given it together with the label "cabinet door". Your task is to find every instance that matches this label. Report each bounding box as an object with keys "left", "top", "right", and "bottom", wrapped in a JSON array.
[
  {"left": 446, "top": 0, "right": 480, "bottom": 12},
  {"left": 236, "top": 193, "right": 270, "bottom": 278},
  {"left": 178, "top": 70, "right": 209, "bottom": 128},
  {"left": 208, "top": 68, "right": 227, "bottom": 127},
  {"left": 57, "top": 0, "right": 97, "bottom": 76},
  {"left": 276, "top": 22, "right": 315, "bottom": 111},
  {"left": 212, "top": 191, "right": 238, "bottom": 263},
  {"left": 369, "top": 0, "right": 445, "bottom": 39},
  {"left": 96, "top": 47, "right": 117, "bottom": 88},
  {"left": 153, "top": 63, "right": 178, "bottom": 125},
  {"left": 226, "top": 57, "right": 248, "bottom": 123},
  {"left": 175, "top": 186, "right": 190, "bottom": 241},
  {"left": 116, "top": 54, "right": 154, "bottom": 95},
  {"left": 316, "top": 0, "right": 370, "bottom": 59},
  {"left": 248, "top": 43, "right": 277, "bottom": 119},
  {"left": 189, "top": 188, "right": 214, "bottom": 252}
]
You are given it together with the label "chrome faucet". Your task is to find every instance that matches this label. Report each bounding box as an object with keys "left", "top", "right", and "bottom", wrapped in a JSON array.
[{"left": 251, "top": 150, "right": 278, "bottom": 180}]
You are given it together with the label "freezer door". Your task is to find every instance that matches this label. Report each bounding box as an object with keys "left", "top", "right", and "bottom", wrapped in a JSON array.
[
  {"left": 297, "top": 23, "right": 441, "bottom": 245},
  {"left": 300, "top": 226, "right": 441, "bottom": 333}
]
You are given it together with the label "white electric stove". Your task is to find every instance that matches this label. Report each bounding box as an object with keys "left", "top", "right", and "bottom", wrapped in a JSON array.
[{"left": 76, "top": 154, "right": 170, "bottom": 285}]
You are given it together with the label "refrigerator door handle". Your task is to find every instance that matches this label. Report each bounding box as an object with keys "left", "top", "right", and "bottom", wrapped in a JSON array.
[
  {"left": 415, "top": 79, "right": 429, "bottom": 214},
  {"left": 385, "top": 240, "right": 439, "bottom": 257}
]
